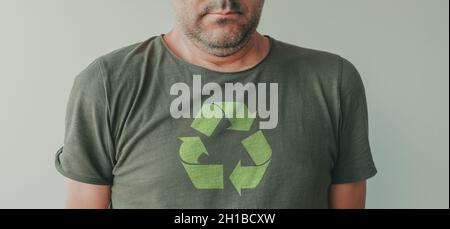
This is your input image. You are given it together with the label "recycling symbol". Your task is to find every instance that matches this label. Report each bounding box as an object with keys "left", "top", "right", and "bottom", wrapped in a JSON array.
[{"left": 178, "top": 101, "right": 272, "bottom": 195}]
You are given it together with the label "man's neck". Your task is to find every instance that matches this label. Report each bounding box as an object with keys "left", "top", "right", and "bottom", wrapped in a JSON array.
[{"left": 163, "top": 29, "right": 270, "bottom": 73}]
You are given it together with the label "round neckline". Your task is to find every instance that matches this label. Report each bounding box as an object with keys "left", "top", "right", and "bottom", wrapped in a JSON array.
[{"left": 158, "top": 34, "right": 275, "bottom": 75}]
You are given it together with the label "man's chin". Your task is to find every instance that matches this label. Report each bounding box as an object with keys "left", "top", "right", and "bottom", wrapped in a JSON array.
[
  {"left": 207, "top": 28, "right": 243, "bottom": 40},
  {"left": 204, "top": 35, "right": 244, "bottom": 48}
]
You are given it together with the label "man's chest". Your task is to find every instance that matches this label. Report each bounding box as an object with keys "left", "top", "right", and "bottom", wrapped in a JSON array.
[{"left": 108, "top": 73, "right": 339, "bottom": 208}]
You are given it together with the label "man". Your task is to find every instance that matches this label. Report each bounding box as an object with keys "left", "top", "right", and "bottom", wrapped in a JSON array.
[{"left": 55, "top": 0, "right": 377, "bottom": 209}]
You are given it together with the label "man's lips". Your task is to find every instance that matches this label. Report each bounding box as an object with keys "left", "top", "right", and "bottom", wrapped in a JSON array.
[{"left": 207, "top": 11, "right": 241, "bottom": 16}]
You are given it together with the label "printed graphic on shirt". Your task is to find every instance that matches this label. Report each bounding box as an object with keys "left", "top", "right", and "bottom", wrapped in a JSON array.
[
  {"left": 178, "top": 102, "right": 272, "bottom": 195},
  {"left": 170, "top": 75, "right": 278, "bottom": 195}
]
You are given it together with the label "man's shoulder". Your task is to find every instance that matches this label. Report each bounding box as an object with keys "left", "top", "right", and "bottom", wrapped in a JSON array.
[
  {"left": 68, "top": 35, "right": 162, "bottom": 96},
  {"left": 272, "top": 38, "right": 342, "bottom": 68},
  {"left": 270, "top": 37, "right": 362, "bottom": 86},
  {"left": 97, "top": 36, "right": 160, "bottom": 72}
]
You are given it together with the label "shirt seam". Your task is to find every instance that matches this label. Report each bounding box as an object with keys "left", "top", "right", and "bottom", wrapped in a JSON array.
[
  {"left": 95, "top": 57, "right": 117, "bottom": 170},
  {"left": 336, "top": 55, "right": 344, "bottom": 168}
]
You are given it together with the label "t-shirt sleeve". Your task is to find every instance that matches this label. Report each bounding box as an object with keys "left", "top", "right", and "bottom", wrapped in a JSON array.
[
  {"left": 55, "top": 57, "right": 115, "bottom": 185},
  {"left": 331, "top": 57, "right": 377, "bottom": 184}
]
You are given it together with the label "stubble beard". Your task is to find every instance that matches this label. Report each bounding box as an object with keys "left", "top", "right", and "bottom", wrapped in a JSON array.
[{"left": 178, "top": 2, "right": 263, "bottom": 57}]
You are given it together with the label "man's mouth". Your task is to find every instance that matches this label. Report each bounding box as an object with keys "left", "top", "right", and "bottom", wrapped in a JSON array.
[
  {"left": 210, "top": 11, "right": 239, "bottom": 14},
  {"left": 207, "top": 11, "right": 242, "bottom": 17}
]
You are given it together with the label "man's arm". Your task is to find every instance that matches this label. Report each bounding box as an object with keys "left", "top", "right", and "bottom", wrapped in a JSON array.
[
  {"left": 329, "top": 180, "right": 367, "bottom": 209},
  {"left": 66, "top": 179, "right": 111, "bottom": 209}
]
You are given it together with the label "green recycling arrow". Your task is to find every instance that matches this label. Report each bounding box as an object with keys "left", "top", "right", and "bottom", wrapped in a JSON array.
[
  {"left": 191, "top": 102, "right": 256, "bottom": 137},
  {"left": 179, "top": 137, "right": 223, "bottom": 189},
  {"left": 179, "top": 102, "right": 272, "bottom": 195},
  {"left": 230, "top": 130, "right": 272, "bottom": 195}
]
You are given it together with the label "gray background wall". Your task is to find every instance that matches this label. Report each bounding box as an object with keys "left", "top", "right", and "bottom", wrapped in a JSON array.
[{"left": 0, "top": 0, "right": 448, "bottom": 209}]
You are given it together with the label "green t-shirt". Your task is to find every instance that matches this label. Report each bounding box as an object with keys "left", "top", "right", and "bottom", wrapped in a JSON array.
[{"left": 55, "top": 35, "right": 377, "bottom": 209}]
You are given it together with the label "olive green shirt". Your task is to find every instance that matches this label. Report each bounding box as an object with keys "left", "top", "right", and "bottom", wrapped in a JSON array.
[{"left": 55, "top": 35, "right": 377, "bottom": 208}]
